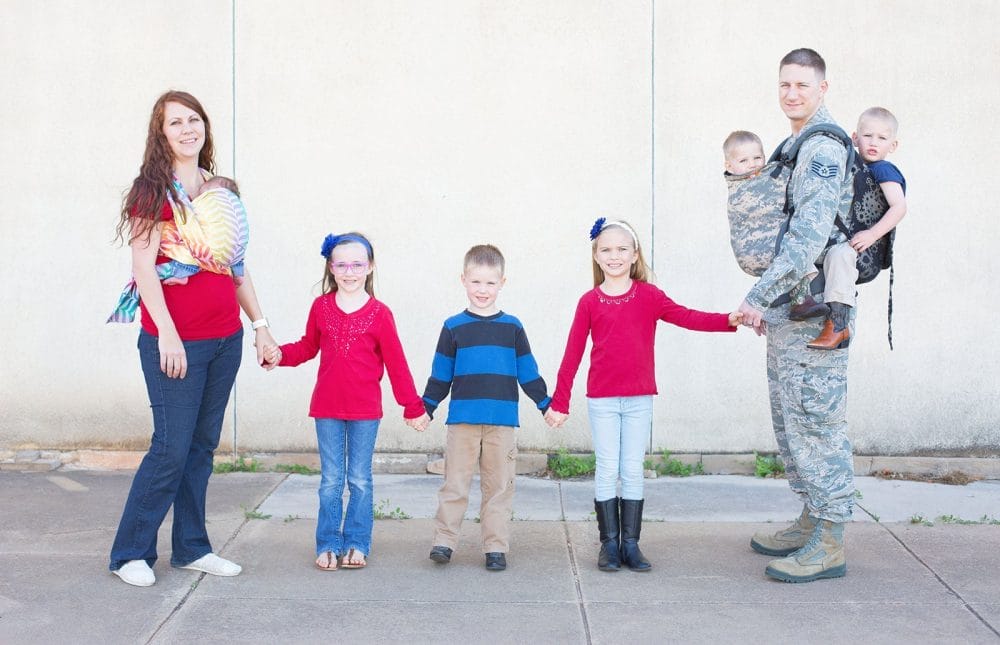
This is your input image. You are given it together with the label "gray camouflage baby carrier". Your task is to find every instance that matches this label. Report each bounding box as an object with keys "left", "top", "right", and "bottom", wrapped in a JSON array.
[
  {"left": 726, "top": 123, "right": 898, "bottom": 345},
  {"left": 726, "top": 123, "right": 893, "bottom": 283}
]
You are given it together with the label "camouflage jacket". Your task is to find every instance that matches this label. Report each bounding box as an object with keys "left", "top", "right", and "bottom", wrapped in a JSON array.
[{"left": 744, "top": 104, "right": 850, "bottom": 310}]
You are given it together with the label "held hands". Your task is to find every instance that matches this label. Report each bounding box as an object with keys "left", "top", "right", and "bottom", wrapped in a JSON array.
[
  {"left": 406, "top": 413, "right": 431, "bottom": 432},
  {"left": 850, "top": 229, "right": 879, "bottom": 253},
  {"left": 261, "top": 344, "right": 282, "bottom": 371},
  {"left": 544, "top": 409, "right": 568, "bottom": 429},
  {"left": 737, "top": 300, "right": 766, "bottom": 336},
  {"left": 254, "top": 327, "right": 281, "bottom": 371},
  {"left": 727, "top": 311, "right": 744, "bottom": 327}
]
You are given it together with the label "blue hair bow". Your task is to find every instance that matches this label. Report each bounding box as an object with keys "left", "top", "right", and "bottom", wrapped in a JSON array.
[
  {"left": 589, "top": 217, "right": 607, "bottom": 240},
  {"left": 320, "top": 233, "right": 372, "bottom": 259}
]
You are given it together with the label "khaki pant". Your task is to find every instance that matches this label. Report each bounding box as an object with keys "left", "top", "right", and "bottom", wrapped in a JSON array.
[
  {"left": 432, "top": 424, "right": 517, "bottom": 553},
  {"left": 823, "top": 242, "right": 859, "bottom": 307}
]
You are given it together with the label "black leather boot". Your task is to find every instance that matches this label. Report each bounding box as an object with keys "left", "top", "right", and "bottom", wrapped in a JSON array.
[
  {"left": 619, "top": 498, "right": 651, "bottom": 572},
  {"left": 594, "top": 498, "right": 621, "bottom": 571}
]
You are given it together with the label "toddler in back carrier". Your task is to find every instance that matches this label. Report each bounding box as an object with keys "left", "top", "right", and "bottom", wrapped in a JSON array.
[{"left": 791, "top": 107, "right": 907, "bottom": 349}]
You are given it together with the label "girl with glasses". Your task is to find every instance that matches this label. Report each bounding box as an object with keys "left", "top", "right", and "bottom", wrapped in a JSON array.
[{"left": 265, "top": 232, "right": 429, "bottom": 571}]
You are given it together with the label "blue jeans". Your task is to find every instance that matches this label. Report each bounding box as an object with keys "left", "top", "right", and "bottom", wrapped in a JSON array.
[
  {"left": 314, "top": 418, "right": 380, "bottom": 556},
  {"left": 587, "top": 396, "right": 653, "bottom": 502},
  {"left": 109, "top": 329, "right": 243, "bottom": 571}
]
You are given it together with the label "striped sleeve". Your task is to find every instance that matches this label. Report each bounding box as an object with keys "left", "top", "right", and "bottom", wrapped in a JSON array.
[
  {"left": 421, "top": 324, "right": 456, "bottom": 418},
  {"left": 514, "top": 325, "right": 551, "bottom": 413}
]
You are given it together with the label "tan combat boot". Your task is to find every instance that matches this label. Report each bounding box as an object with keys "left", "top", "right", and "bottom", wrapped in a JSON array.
[
  {"left": 764, "top": 519, "right": 846, "bottom": 583},
  {"left": 750, "top": 506, "right": 815, "bottom": 556}
]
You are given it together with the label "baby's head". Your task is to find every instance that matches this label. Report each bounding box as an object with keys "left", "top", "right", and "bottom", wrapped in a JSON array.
[
  {"left": 853, "top": 107, "right": 899, "bottom": 163},
  {"left": 203, "top": 175, "right": 240, "bottom": 196},
  {"left": 723, "top": 131, "right": 765, "bottom": 176}
]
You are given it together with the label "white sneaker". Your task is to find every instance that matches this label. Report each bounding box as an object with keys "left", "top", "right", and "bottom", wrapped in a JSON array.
[
  {"left": 113, "top": 560, "right": 156, "bottom": 587},
  {"left": 179, "top": 553, "right": 242, "bottom": 577}
]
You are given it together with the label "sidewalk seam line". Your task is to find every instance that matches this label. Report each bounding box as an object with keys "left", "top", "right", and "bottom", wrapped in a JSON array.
[
  {"left": 144, "top": 473, "right": 289, "bottom": 644},
  {"left": 559, "top": 481, "right": 593, "bottom": 645},
  {"left": 861, "top": 503, "right": 1000, "bottom": 639}
]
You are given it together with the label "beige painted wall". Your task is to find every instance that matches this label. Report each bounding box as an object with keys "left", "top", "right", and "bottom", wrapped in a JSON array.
[{"left": 1, "top": 1, "right": 997, "bottom": 456}]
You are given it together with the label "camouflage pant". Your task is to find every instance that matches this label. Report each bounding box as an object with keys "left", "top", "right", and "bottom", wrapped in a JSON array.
[{"left": 765, "top": 305, "right": 855, "bottom": 522}]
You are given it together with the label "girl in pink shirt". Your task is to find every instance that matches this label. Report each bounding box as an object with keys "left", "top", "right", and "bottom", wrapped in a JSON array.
[
  {"left": 548, "top": 218, "right": 741, "bottom": 572},
  {"left": 267, "top": 232, "right": 429, "bottom": 571}
]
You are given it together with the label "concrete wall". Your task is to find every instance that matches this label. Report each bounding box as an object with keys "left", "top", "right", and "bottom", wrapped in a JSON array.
[{"left": 1, "top": 0, "right": 997, "bottom": 456}]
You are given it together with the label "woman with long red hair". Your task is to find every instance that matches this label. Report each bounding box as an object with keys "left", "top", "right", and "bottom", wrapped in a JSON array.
[{"left": 108, "top": 91, "right": 276, "bottom": 587}]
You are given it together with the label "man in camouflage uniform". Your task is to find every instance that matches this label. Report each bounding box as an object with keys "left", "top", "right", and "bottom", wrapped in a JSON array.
[{"left": 737, "top": 48, "right": 854, "bottom": 583}]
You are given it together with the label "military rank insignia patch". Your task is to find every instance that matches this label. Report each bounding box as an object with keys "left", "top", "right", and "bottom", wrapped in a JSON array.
[{"left": 809, "top": 160, "right": 839, "bottom": 178}]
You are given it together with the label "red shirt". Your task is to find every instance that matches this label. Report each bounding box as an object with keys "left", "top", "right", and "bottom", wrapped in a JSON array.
[
  {"left": 279, "top": 294, "right": 425, "bottom": 420},
  {"left": 138, "top": 202, "right": 241, "bottom": 340},
  {"left": 550, "top": 281, "right": 735, "bottom": 413}
]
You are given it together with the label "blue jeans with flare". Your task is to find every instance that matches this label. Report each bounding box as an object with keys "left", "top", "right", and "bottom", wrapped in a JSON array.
[{"left": 109, "top": 329, "right": 242, "bottom": 571}]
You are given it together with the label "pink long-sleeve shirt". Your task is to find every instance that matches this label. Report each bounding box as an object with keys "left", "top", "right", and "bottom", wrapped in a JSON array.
[
  {"left": 550, "top": 281, "right": 735, "bottom": 413},
  {"left": 279, "top": 294, "right": 425, "bottom": 420}
]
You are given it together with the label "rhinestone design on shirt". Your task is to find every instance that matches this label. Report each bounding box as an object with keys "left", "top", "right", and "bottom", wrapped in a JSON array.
[
  {"left": 322, "top": 296, "right": 380, "bottom": 357},
  {"left": 596, "top": 287, "right": 637, "bottom": 305}
]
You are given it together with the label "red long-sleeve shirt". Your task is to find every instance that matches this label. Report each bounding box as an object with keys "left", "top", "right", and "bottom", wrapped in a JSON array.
[
  {"left": 279, "top": 294, "right": 425, "bottom": 420},
  {"left": 550, "top": 281, "right": 735, "bottom": 413}
]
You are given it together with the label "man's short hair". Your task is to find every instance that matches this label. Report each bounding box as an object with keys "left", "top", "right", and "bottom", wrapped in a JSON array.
[
  {"left": 779, "top": 48, "right": 826, "bottom": 78},
  {"left": 464, "top": 244, "right": 505, "bottom": 274},
  {"left": 858, "top": 106, "right": 899, "bottom": 136},
  {"left": 723, "top": 130, "right": 763, "bottom": 156}
]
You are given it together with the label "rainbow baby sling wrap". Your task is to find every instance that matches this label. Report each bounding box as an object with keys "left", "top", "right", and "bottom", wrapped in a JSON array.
[{"left": 107, "top": 173, "right": 250, "bottom": 323}]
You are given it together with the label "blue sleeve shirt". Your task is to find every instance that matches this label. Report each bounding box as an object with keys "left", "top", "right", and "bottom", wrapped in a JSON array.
[
  {"left": 867, "top": 159, "right": 906, "bottom": 194},
  {"left": 421, "top": 310, "right": 551, "bottom": 427}
]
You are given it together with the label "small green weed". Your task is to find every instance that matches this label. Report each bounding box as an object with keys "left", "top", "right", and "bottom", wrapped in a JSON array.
[
  {"left": 936, "top": 514, "right": 1000, "bottom": 525},
  {"left": 649, "top": 451, "right": 703, "bottom": 477},
  {"left": 373, "top": 499, "right": 411, "bottom": 520},
  {"left": 754, "top": 452, "right": 785, "bottom": 478},
  {"left": 242, "top": 504, "right": 271, "bottom": 520},
  {"left": 214, "top": 457, "right": 262, "bottom": 474},
  {"left": 548, "top": 450, "right": 597, "bottom": 479},
  {"left": 854, "top": 490, "right": 864, "bottom": 500},
  {"left": 273, "top": 463, "right": 321, "bottom": 475},
  {"left": 910, "top": 514, "right": 934, "bottom": 526},
  {"left": 284, "top": 514, "right": 302, "bottom": 523}
]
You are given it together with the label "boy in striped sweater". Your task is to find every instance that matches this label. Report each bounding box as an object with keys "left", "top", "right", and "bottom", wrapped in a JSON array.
[{"left": 423, "top": 244, "right": 554, "bottom": 571}]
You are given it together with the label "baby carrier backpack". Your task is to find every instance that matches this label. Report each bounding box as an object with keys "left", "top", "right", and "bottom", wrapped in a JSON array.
[{"left": 726, "top": 123, "right": 898, "bottom": 345}]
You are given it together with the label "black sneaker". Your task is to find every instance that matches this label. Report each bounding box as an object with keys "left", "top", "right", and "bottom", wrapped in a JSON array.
[
  {"left": 429, "top": 546, "right": 453, "bottom": 564},
  {"left": 484, "top": 552, "right": 507, "bottom": 571}
]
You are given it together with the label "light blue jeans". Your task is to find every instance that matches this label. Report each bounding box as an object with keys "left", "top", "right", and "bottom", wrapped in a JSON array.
[
  {"left": 587, "top": 396, "right": 653, "bottom": 502},
  {"left": 314, "top": 418, "right": 380, "bottom": 556}
]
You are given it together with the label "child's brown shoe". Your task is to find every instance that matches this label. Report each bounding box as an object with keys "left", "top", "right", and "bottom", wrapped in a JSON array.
[{"left": 806, "top": 303, "right": 851, "bottom": 350}]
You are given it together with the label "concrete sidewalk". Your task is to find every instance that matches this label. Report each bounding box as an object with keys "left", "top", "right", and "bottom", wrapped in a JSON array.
[{"left": 1, "top": 471, "right": 998, "bottom": 644}]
